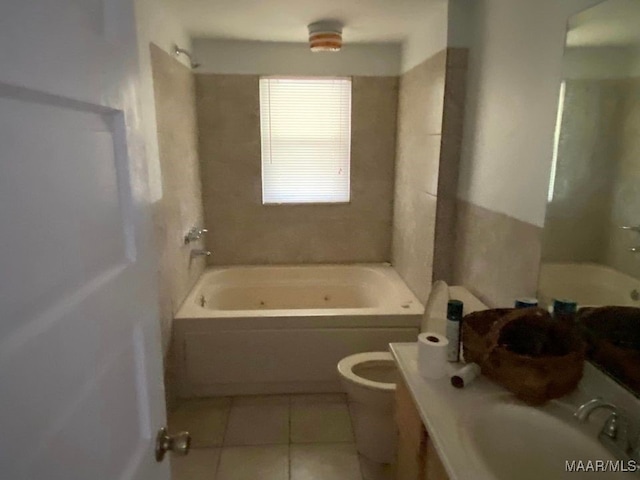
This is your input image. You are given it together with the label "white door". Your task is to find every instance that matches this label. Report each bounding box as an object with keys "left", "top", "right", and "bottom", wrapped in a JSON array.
[{"left": 0, "top": 1, "right": 171, "bottom": 479}]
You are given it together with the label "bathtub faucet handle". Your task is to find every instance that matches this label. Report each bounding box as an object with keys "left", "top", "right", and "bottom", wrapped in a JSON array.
[
  {"left": 184, "top": 227, "right": 208, "bottom": 244},
  {"left": 191, "top": 249, "right": 211, "bottom": 258},
  {"left": 620, "top": 225, "right": 640, "bottom": 233}
]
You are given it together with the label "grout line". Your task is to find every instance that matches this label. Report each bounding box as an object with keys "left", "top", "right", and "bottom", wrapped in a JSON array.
[
  {"left": 213, "top": 396, "right": 233, "bottom": 476},
  {"left": 345, "top": 398, "right": 364, "bottom": 480},
  {"left": 288, "top": 394, "right": 292, "bottom": 480}
]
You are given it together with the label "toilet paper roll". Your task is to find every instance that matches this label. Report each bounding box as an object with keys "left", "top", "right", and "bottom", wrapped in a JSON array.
[
  {"left": 450, "top": 362, "right": 481, "bottom": 388},
  {"left": 417, "top": 332, "right": 449, "bottom": 380}
]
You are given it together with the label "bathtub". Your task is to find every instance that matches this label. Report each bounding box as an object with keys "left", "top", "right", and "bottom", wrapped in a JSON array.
[
  {"left": 173, "top": 264, "right": 423, "bottom": 397},
  {"left": 538, "top": 262, "right": 640, "bottom": 307}
]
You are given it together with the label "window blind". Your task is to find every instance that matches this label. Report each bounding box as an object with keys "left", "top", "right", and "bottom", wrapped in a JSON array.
[{"left": 259, "top": 77, "right": 352, "bottom": 204}]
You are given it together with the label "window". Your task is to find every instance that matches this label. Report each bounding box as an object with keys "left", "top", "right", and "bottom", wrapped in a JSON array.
[{"left": 259, "top": 77, "right": 352, "bottom": 204}]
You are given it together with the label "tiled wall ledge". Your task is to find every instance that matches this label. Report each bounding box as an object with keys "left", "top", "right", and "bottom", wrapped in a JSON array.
[{"left": 452, "top": 199, "right": 543, "bottom": 307}]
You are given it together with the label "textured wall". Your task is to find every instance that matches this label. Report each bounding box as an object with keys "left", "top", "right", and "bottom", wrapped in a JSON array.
[
  {"left": 196, "top": 74, "right": 398, "bottom": 265},
  {"left": 433, "top": 49, "right": 469, "bottom": 285},
  {"left": 150, "top": 44, "right": 206, "bottom": 353},
  {"left": 453, "top": 200, "right": 543, "bottom": 307},
  {"left": 455, "top": 0, "right": 602, "bottom": 226},
  {"left": 193, "top": 39, "right": 401, "bottom": 76},
  {"left": 392, "top": 51, "right": 447, "bottom": 303},
  {"left": 542, "top": 80, "right": 621, "bottom": 264},
  {"left": 543, "top": 78, "right": 640, "bottom": 280},
  {"left": 604, "top": 78, "right": 640, "bottom": 279}
]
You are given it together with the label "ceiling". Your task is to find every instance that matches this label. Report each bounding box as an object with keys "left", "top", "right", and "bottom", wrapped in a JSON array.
[
  {"left": 567, "top": 0, "right": 640, "bottom": 48},
  {"left": 167, "top": 0, "right": 434, "bottom": 43}
]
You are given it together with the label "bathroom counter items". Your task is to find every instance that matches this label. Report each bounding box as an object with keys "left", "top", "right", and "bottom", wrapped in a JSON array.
[{"left": 391, "top": 342, "right": 503, "bottom": 480}]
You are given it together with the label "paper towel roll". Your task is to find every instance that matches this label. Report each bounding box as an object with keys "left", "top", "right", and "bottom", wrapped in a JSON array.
[{"left": 417, "top": 332, "right": 449, "bottom": 379}]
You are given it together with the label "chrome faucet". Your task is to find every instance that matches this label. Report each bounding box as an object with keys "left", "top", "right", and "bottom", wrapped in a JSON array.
[
  {"left": 190, "top": 249, "right": 211, "bottom": 258},
  {"left": 575, "top": 398, "right": 619, "bottom": 422},
  {"left": 575, "top": 398, "right": 639, "bottom": 462},
  {"left": 184, "top": 227, "right": 208, "bottom": 244}
]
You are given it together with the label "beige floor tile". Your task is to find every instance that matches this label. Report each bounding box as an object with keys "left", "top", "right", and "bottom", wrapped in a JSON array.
[
  {"left": 216, "top": 445, "right": 289, "bottom": 480},
  {"left": 290, "top": 393, "right": 348, "bottom": 405},
  {"left": 291, "top": 395, "right": 354, "bottom": 443},
  {"left": 171, "top": 448, "right": 220, "bottom": 480},
  {"left": 359, "top": 454, "right": 393, "bottom": 480},
  {"left": 169, "top": 398, "right": 232, "bottom": 447},
  {"left": 224, "top": 395, "right": 290, "bottom": 446},
  {"left": 291, "top": 443, "right": 362, "bottom": 480}
]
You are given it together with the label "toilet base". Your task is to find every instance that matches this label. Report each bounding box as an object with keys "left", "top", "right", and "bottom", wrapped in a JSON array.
[
  {"left": 359, "top": 453, "right": 394, "bottom": 480},
  {"left": 348, "top": 399, "right": 397, "bottom": 464}
]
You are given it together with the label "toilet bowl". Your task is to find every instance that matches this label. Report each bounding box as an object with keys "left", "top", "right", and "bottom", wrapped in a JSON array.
[
  {"left": 337, "top": 352, "right": 399, "bottom": 464},
  {"left": 337, "top": 283, "right": 486, "bottom": 470}
]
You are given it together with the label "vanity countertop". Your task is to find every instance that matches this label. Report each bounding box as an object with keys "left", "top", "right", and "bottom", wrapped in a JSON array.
[
  {"left": 390, "top": 342, "right": 640, "bottom": 480},
  {"left": 390, "top": 342, "right": 502, "bottom": 480}
]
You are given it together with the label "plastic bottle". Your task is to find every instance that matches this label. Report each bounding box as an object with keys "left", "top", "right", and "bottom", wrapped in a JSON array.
[
  {"left": 446, "top": 299, "right": 464, "bottom": 362},
  {"left": 514, "top": 298, "right": 538, "bottom": 308},
  {"left": 553, "top": 299, "right": 578, "bottom": 323}
]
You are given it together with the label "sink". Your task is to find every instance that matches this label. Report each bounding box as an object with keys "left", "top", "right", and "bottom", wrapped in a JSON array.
[{"left": 464, "top": 396, "right": 634, "bottom": 479}]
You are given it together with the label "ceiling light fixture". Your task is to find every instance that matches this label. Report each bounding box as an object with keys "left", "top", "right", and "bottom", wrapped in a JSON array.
[{"left": 308, "top": 20, "right": 343, "bottom": 52}]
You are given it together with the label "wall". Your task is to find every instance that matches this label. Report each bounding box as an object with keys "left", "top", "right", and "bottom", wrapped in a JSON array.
[
  {"left": 447, "top": 0, "right": 602, "bottom": 306},
  {"left": 563, "top": 47, "right": 640, "bottom": 79},
  {"left": 193, "top": 39, "right": 401, "bottom": 76},
  {"left": 401, "top": 0, "right": 448, "bottom": 73},
  {"left": 543, "top": 76, "right": 640, "bottom": 280},
  {"left": 196, "top": 74, "right": 398, "bottom": 265},
  {"left": 135, "top": 0, "right": 203, "bottom": 408},
  {"left": 603, "top": 78, "right": 640, "bottom": 279},
  {"left": 150, "top": 44, "right": 206, "bottom": 349},
  {"left": 392, "top": 48, "right": 468, "bottom": 303},
  {"left": 542, "top": 80, "right": 621, "bottom": 264},
  {"left": 135, "top": 0, "right": 193, "bottom": 203},
  {"left": 135, "top": 0, "right": 196, "bottom": 356}
]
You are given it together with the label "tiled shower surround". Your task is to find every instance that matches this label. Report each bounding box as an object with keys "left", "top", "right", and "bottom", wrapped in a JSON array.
[
  {"left": 150, "top": 44, "right": 206, "bottom": 353},
  {"left": 195, "top": 74, "right": 399, "bottom": 265},
  {"left": 150, "top": 40, "right": 543, "bottom": 338},
  {"left": 452, "top": 200, "right": 543, "bottom": 307},
  {"left": 543, "top": 77, "right": 640, "bottom": 280},
  {"left": 392, "top": 48, "right": 471, "bottom": 304}
]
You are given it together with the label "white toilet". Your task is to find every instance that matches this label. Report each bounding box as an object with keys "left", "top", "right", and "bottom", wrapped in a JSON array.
[
  {"left": 337, "top": 351, "right": 399, "bottom": 464},
  {"left": 337, "top": 282, "right": 487, "bottom": 471}
]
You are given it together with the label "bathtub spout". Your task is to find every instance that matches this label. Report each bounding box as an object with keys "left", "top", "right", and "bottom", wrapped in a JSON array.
[{"left": 191, "top": 249, "right": 211, "bottom": 258}]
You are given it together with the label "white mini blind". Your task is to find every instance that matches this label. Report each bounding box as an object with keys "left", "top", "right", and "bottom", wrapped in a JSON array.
[{"left": 259, "top": 77, "right": 352, "bottom": 204}]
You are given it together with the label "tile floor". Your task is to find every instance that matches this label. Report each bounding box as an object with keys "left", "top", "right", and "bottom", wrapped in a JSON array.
[{"left": 168, "top": 393, "right": 379, "bottom": 480}]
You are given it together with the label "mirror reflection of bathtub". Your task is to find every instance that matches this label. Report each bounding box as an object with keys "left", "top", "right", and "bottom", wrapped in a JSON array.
[
  {"left": 537, "top": 0, "right": 640, "bottom": 395},
  {"left": 539, "top": 263, "right": 640, "bottom": 308}
]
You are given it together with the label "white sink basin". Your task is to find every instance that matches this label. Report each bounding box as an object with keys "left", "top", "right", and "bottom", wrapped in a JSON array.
[{"left": 465, "top": 397, "right": 633, "bottom": 479}]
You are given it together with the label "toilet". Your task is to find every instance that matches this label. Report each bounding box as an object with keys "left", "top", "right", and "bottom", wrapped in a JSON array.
[
  {"left": 337, "top": 352, "right": 399, "bottom": 464},
  {"left": 337, "top": 282, "right": 488, "bottom": 469}
]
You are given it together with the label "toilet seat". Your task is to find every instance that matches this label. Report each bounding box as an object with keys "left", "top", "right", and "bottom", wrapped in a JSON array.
[{"left": 337, "top": 352, "right": 396, "bottom": 392}]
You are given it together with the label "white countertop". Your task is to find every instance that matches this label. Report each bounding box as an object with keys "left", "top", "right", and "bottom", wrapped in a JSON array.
[
  {"left": 391, "top": 342, "right": 504, "bottom": 480},
  {"left": 395, "top": 283, "right": 640, "bottom": 480},
  {"left": 390, "top": 342, "right": 640, "bottom": 480}
]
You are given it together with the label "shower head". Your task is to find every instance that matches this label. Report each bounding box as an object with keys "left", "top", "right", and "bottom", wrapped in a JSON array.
[{"left": 173, "top": 44, "right": 200, "bottom": 69}]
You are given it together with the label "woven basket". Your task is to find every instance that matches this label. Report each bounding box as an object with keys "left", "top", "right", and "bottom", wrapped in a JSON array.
[{"left": 462, "top": 308, "right": 585, "bottom": 405}]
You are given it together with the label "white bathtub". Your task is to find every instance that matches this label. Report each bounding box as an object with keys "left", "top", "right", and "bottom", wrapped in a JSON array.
[
  {"left": 538, "top": 262, "right": 640, "bottom": 307},
  {"left": 173, "top": 264, "right": 423, "bottom": 397}
]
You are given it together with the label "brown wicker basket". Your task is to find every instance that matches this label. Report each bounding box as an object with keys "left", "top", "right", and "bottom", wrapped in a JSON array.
[{"left": 462, "top": 308, "right": 585, "bottom": 405}]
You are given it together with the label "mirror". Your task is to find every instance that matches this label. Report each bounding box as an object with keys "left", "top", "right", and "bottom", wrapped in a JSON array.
[{"left": 538, "top": 0, "right": 640, "bottom": 395}]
